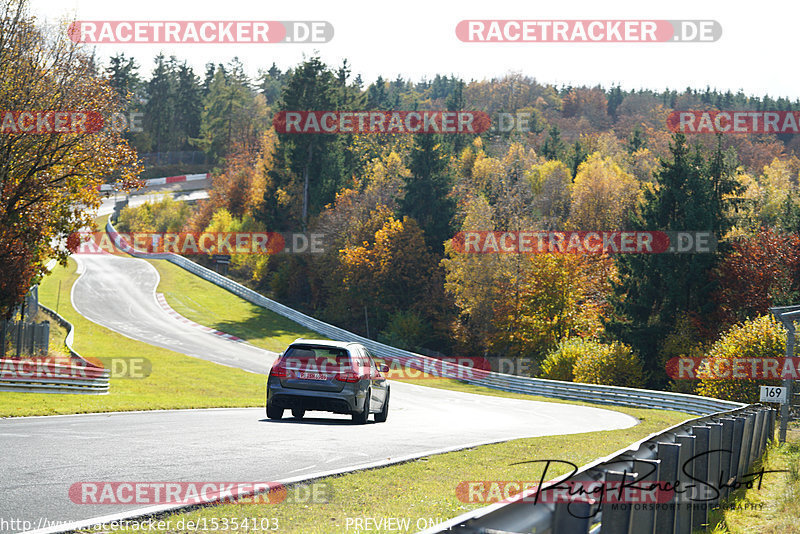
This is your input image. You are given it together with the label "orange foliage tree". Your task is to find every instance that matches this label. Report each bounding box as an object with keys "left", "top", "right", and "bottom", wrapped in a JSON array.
[
  {"left": 0, "top": 0, "right": 140, "bottom": 317},
  {"left": 713, "top": 228, "right": 800, "bottom": 329}
]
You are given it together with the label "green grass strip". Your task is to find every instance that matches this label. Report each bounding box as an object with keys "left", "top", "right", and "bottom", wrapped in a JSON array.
[
  {"left": 147, "top": 259, "right": 321, "bottom": 353},
  {"left": 0, "top": 259, "right": 266, "bottom": 417}
]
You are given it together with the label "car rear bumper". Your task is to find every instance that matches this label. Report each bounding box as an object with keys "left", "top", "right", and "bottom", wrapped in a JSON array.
[{"left": 267, "top": 385, "right": 364, "bottom": 414}]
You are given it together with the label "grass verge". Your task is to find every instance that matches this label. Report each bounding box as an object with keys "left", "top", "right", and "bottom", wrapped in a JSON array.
[
  {"left": 0, "top": 258, "right": 266, "bottom": 417},
  {"left": 707, "top": 424, "right": 800, "bottom": 533},
  {"left": 146, "top": 259, "right": 320, "bottom": 353}
]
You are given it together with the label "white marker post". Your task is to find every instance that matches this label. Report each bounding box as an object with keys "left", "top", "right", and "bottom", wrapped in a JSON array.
[{"left": 770, "top": 305, "right": 800, "bottom": 443}]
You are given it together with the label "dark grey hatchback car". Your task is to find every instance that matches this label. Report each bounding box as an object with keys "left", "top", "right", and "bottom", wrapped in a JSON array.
[{"left": 266, "top": 339, "right": 390, "bottom": 424}]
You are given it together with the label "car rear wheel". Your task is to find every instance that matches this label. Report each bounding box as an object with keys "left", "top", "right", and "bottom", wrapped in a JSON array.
[
  {"left": 352, "top": 390, "right": 371, "bottom": 424},
  {"left": 266, "top": 403, "right": 284, "bottom": 420},
  {"left": 291, "top": 408, "right": 305, "bottom": 419},
  {"left": 374, "top": 388, "right": 389, "bottom": 423}
]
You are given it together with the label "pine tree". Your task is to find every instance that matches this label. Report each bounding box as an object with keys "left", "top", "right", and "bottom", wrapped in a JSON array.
[
  {"left": 627, "top": 127, "right": 647, "bottom": 153},
  {"left": 541, "top": 125, "right": 565, "bottom": 161},
  {"left": 262, "top": 57, "right": 344, "bottom": 227},
  {"left": 106, "top": 53, "right": 141, "bottom": 102},
  {"left": 607, "top": 85, "right": 624, "bottom": 120},
  {"left": 444, "top": 79, "right": 468, "bottom": 154},
  {"left": 174, "top": 62, "right": 202, "bottom": 150},
  {"left": 367, "top": 75, "right": 387, "bottom": 109},
  {"left": 143, "top": 54, "right": 178, "bottom": 151},
  {"left": 607, "top": 134, "right": 737, "bottom": 382},
  {"left": 400, "top": 134, "right": 455, "bottom": 252},
  {"left": 196, "top": 59, "right": 262, "bottom": 162},
  {"left": 565, "top": 139, "right": 590, "bottom": 178}
]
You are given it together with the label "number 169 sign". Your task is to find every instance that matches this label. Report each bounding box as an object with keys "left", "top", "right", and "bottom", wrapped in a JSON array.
[{"left": 760, "top": 386, "right": 788, "bottom": 403}]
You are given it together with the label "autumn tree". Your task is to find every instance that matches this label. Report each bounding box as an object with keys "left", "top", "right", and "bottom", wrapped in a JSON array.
[
  {"left": 337, "top": 215, "right": 447, "bottom": 347},
  {"left": 755, "top": 158, "right": 797, "bottom": 227},
  {"left": 527, "top": 160, "right": 572, "bottom": 228},
  {"left": 0, "top": 0, "right": 139, "bottom": 317},
  {"left": 442, "top": 196, "right": 502, "bottom": 352},
  {"left": 561, "top": 87, "right": 611, "bottom": 130},
  {"left": 568, "top": 153, "right": 641, "bottom": 230},
  {"left": 443, "top": 193, "right": 612, "bottom": 360},
  {"left": 308, "top": 152, "right": 414, "bottom": 329},
  {"left": 714, "top": 228, "right": 800, "bottom": 328}
]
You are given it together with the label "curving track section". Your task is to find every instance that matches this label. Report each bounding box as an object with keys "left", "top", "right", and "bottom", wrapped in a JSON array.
[{"left": 0, "top": 214, "right": 639, "bottom": 533}]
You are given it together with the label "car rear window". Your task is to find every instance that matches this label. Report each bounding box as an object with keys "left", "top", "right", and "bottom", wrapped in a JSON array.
[{"left": 281, "top": 346, "right": 352, "bottom": 373}]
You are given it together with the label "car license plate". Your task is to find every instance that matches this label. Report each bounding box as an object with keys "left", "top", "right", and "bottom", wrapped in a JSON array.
[{"left": 296, "top": 372, "right": 327, "bottom": 380}]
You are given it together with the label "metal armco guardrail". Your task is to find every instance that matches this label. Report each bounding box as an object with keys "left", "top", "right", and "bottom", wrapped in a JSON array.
[
  {"left": 418, "top": 404, "right": 774, "bottom": 534},
  {"left": 105, "top": 220, "right": 743, "bottom": 415},
  {"left": 0, "top": 303, "right": 110, "bottom": 395}
]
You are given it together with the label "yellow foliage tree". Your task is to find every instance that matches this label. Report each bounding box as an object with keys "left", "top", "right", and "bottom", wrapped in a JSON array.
[{"left": 568, "top": 153, "right": 641, "bottom": 230}]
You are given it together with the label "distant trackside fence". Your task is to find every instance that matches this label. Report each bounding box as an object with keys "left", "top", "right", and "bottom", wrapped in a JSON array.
[{"left": 0, "top": 284, "right": 109, "bottom": 394}]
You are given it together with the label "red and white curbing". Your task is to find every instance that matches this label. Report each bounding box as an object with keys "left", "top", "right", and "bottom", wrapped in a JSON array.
[
  {"left": 145, "top": 173, "right": 208, "bottom": 187},
  {"left": 155, "top": 293, "right": 245, "bottom": 343},
  {"left": 98, "top": 173, "right": 208, "bottom": 192}
]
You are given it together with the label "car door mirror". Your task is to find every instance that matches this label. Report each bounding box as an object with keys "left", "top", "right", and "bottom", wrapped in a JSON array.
[{"left": 380, "top": 364, "right": 389, "bottom": 373}]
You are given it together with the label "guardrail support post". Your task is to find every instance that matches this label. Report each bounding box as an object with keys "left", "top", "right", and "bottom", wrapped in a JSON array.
[
  {"left": 706, "top": 422, "right": 723, "bottom": 508},
  {"left": 750, "top": 409, "right": 765, "bottom": 466},
  {"left": 601, "top": 470, "right": 636, "bottom": 532},
  {"left": 717, "top": 418, "right": 736, "bottom": 501},
  {"left": 553, "top": 499, "right": 592, "bottom": 533},
  {"left": 675, "top": 434, "right": 695, "bottom": 533},
  {"left": 759, "top": 407, "right": 771, "bottom": 453},
  {"left": 655, "top": 442, "right": 680, "bottom": 534},
  {"left": 738, "top": 413, "right": 755, "bottom": 479},
  {"left": 690, "top": 426, "right": 710, "bottom": 531},
  {"left": 731, "top": 416, "right": 745, "bottom": 482},
  {"left": 764, "top": 408, "right": 775, "bottom": 446},
  {"left": 629, "top": 458, "right": 660, "bottom": 534}
]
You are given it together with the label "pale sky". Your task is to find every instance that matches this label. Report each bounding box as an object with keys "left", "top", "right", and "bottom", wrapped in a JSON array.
[{"left": 28, "top": 0, "right": 800, "bottom": 100}]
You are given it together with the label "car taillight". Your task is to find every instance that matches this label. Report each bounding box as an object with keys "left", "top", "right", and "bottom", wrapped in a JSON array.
[
  {"left": 270, "top": 366, "right": 287, "bottom": 378},
  {"left": 335, "top": 371, "right": 361, "bottom": 383}
]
